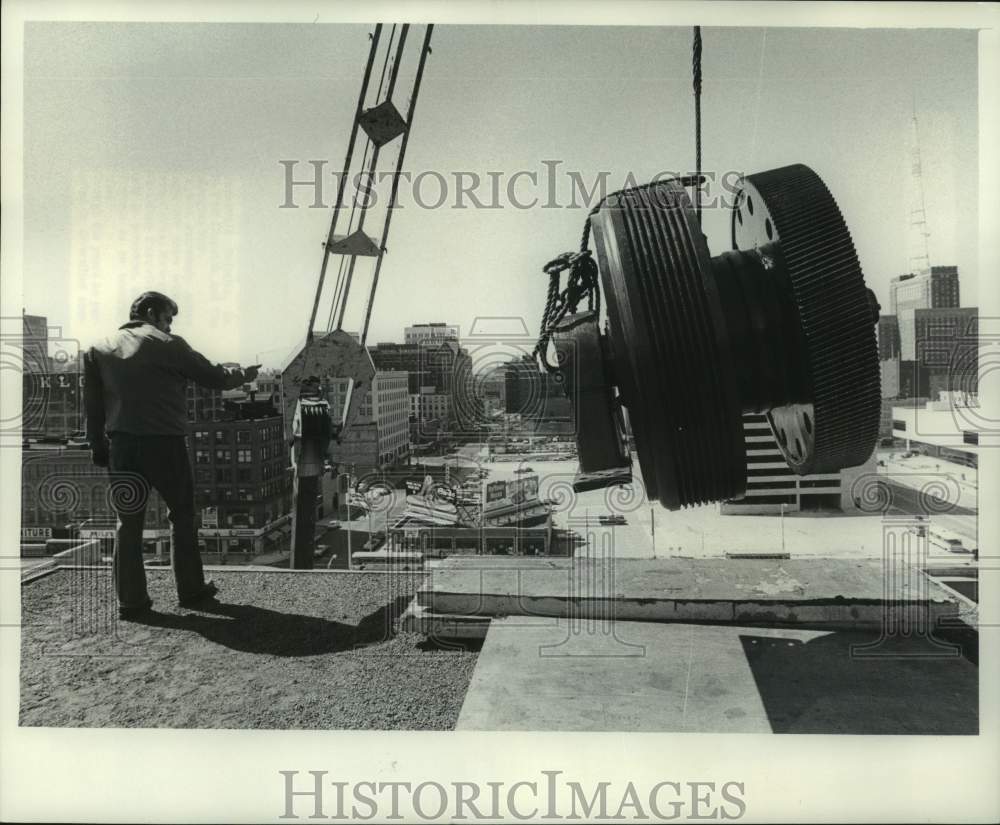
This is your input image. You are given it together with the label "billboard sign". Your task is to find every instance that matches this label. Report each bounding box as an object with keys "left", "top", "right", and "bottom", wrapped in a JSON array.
[
  {"left": 486, "top": 481, "right": 507, "bottom": 503},
  {"left": 484, "top": 475, "right": 540, "bottom": 512},
  {"left": 80, "top": 528, "right": 116, "bottom": 539},
  {"left": 510, "top": 475, "right": 539, "bottom": 503}
]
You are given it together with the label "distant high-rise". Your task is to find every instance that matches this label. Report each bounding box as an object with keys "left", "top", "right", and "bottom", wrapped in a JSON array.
[
  {"left": 877, "top": 315, "right": 900, "bottom": 360},
  {"left": 21, "top": 312, "right": 49, "bottom": 373},
  {"left": 913, "top": 307, "right": 978, "bottom": 396},
  {"left": 890, "top": 266, "right": 960, "bottom": 315},
  {"left": 404, "top": 323, "right": 458, "bottom": 345},
  {"left": 891, "top": 266, "right": 961, "bottom": 360}
]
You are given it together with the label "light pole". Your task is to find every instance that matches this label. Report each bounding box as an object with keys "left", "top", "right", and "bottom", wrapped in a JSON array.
[
  {"left": 346, "top": 463, "right": 356, "bottom": 570},
  {"left": 650, "top": 506, "right": 656, "bottom": 558},
  {"left": 780, "top": 502, "right": 786, "bottom": 553},
  {"left": 367, "top": 493, "right": 375, "bottom": 548}
]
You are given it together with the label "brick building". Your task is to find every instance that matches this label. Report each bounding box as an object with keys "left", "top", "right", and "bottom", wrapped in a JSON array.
[
  {"left": 21, "top": 441, "right": 171, "bottom": 552},
  {"left": 190, "top": 398, "right": 293, "bottom": 555}
]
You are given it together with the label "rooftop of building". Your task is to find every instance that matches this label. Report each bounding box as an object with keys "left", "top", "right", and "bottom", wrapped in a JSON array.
[
  {"left": 19, "top": 566, "right": 478, "bottom": 730},
  {"left": 892, "top": 266, "right": 960, "bottom": 283},
  {"left": 18, "top": 554, "right": 979, "bottom": 733}
]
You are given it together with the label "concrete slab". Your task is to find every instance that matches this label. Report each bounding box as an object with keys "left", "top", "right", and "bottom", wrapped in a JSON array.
[
  {"left": 456, "top": 617, "right": 978, "bottom": 733},
  {"left": 420, "top": 557, "right": 959, "bottom": 630},
  {"left": 400, "top": 601, "right": 490, "bottom": 639}
]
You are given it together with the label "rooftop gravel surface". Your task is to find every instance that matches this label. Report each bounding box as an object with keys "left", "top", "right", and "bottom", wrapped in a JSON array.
[{"left": 20, "top": 567, "right": 479, "bottom": 729}]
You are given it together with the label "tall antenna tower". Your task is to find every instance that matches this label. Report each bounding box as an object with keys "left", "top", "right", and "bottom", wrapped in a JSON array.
[{"left": 908, "top": 99, "right": 932, "bottom": 275}]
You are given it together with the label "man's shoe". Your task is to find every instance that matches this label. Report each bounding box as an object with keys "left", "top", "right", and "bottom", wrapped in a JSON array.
[
  {"left": 119, "top": 598, "right": 153, "bottom": 621},
  {"left": 178, "top": 581, "right": 219, "bottom": 608}
]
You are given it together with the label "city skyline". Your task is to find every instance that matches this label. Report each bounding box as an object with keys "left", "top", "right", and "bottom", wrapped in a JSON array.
[{"left": 19, "top": 23, "right": 979, "bottom": 366}]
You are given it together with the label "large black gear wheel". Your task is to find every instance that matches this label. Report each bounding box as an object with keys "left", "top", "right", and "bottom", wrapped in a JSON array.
[
  {"left": 732, "top": 165, "right": 881, "bottom": 473},
  {"left": 552, "top": 164, "right": 881, "bottom": 509},
  {"left": 590, "top": 182, "right": 746, "bottom": 509}
]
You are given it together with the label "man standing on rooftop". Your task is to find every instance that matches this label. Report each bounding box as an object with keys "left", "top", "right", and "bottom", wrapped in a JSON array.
[{"left": 84, "top": 291, "right": 260, "bottom": 619}]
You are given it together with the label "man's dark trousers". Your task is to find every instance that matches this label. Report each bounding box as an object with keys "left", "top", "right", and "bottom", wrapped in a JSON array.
[{"left": 109, "top": 433, "right": 205, "bottom": 608}]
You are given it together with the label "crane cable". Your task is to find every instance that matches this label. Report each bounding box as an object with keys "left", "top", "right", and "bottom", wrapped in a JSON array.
[
  {"left": 693, "top": 25, "right": 703, "bottom": 226},
  {"left": 533, "top": 26, "right": 706, "bottom": 372}
]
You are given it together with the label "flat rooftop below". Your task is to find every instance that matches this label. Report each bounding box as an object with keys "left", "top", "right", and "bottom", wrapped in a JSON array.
[{"left": 457, "top": 617, "right": 978, "bottom": 733}]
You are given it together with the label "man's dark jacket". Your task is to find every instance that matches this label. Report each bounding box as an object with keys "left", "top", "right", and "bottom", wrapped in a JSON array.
[{"left": 84, "top": 321, "right": 248, "bottom": 442}]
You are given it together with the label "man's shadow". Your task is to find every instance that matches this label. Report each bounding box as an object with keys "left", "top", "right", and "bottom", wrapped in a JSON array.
[{"left": 132, "top": 595, "right": 413, "bottom": 656}]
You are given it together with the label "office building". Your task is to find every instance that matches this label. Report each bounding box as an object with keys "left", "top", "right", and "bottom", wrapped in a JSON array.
[
  {"left": 370, "top": 340, "right": 467, "bottom": 395},
  {"left": 327, "top": 371, "right": 411, "bottom": 471},
  {"left": 891, "top": 266, "right": 961, "bottom": 360},
  {"left": 22, "top": 370, "right": 84, "bottom": 438},
  {"left": 877, "top": 315, "right": 900, "bottom": 360},
  {"left": 503, "top": 355, "right": 573, "bottom": 430},
  {"left": 913, "top": 307, "right": 978, "bottom": 396},
  {"left": 21, "top": 313, "right": 49, "bottom": 372},
  {"left": 721, "top": 414, "right": 875, "bottom": 514},
  {"left": 404, "top": 322, "right": 459, "bottom": 345},
  {"left": 411, "top": 386, "right": 451, "bottom": 427},
  {"left": 881, "top": 358, "right": 931, "bottom": 401},
  {"left": 252, "top": 370, "right": 283, "bottom": 406},
  {"left": 889, "top": 266, "right": 960, "bottom": 316}
]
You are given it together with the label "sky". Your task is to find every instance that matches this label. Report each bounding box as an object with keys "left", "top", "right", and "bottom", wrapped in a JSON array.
[{"left": 21, "top": 22, "right": 979, "bottom": 368}]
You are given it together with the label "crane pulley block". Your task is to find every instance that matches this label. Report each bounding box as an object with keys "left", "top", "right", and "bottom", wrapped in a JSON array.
[{"left": 281, "top": 329, "right": 376, "bottom": 466}]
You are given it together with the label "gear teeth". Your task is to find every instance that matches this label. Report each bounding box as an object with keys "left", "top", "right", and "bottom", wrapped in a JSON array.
[{"left": 746, "top": 164, "right": 880, "bottom": 473}]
